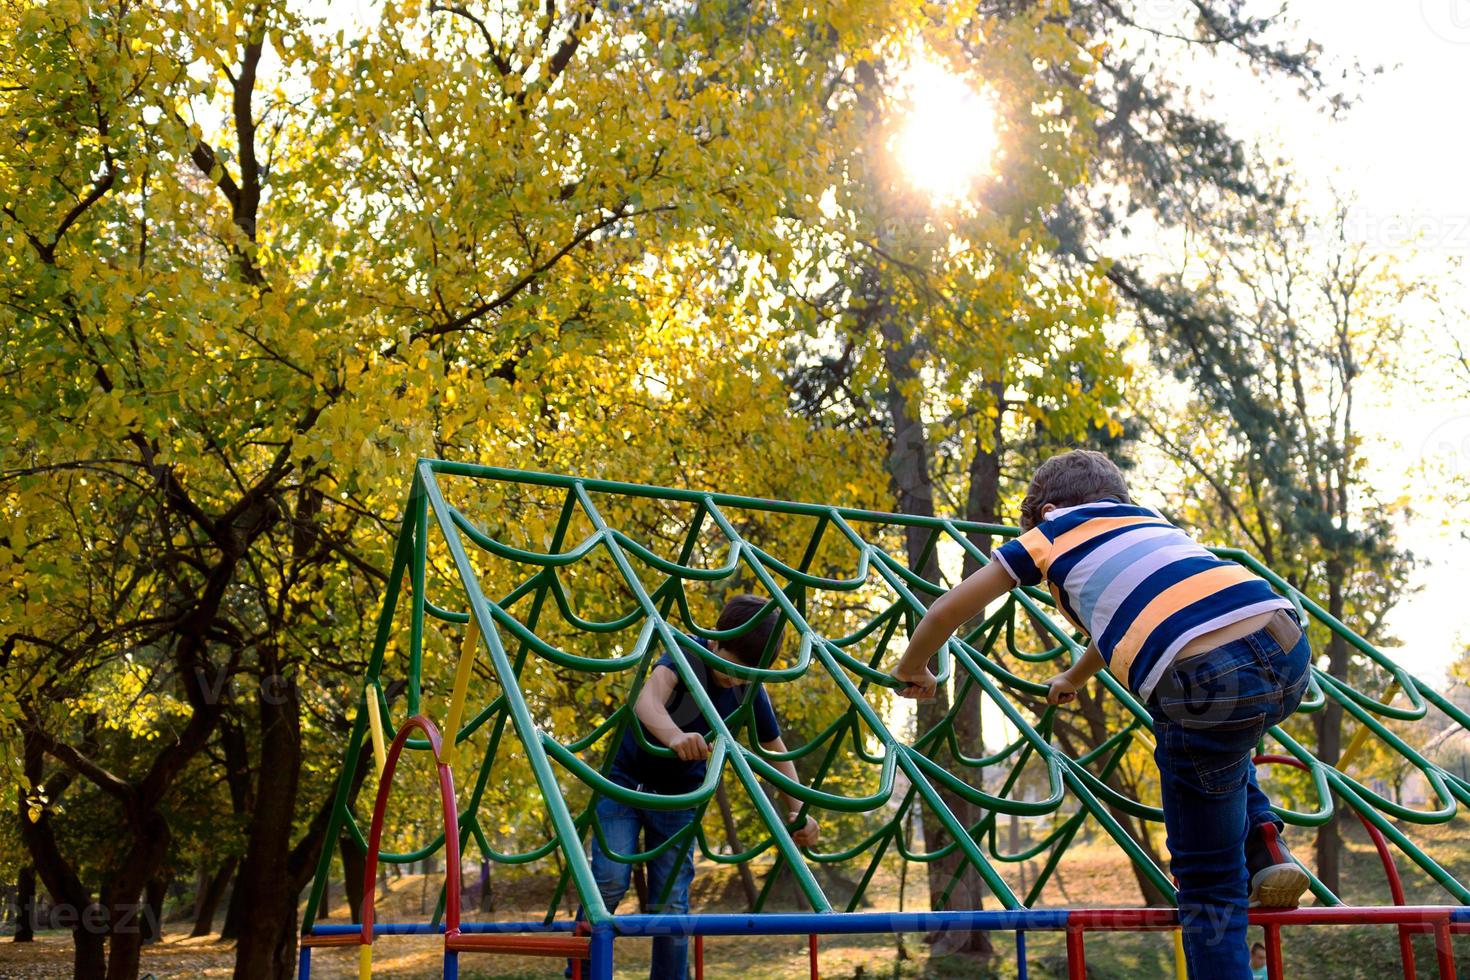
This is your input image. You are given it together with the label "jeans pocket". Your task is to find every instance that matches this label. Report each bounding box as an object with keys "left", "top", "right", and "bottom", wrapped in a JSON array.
[
  {"left": 1178, "top": 712, "right": 1267, "bottom": 796},
  {"left": 1159, "top": 648, "right": 1277, "bottom": 729}
]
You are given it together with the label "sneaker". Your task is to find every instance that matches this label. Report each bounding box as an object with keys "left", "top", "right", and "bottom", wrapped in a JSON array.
[{"left": 1245, "top": 821, "right": 1310, "bottom": 908}]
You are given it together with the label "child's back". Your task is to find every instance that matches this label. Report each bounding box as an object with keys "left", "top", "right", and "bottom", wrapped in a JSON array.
[{"left": 992, "top": 495, "right": 1295, "bottom": 700}]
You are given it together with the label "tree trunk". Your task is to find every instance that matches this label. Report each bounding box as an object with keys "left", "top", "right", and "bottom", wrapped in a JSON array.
[
  {"left": 922, "top": 382, "right": 1009, "bottom": 944},
  {"left": 217, "top": 714, "right": 255, "bottom": 943},
  {"left": 961, "top": 380, "right": 1006, "bottom": 577},
  {"left": 187, "top": 866, "right": 206, "bottom": 926},
  {"left": 477, "top": 859, "right": 493, "bottom": 914},
  {"left": 715, "top": 780, "right": 759, "bottom": 910},
  {"left": 14, "top": 868, "right": 36, "bottom": 943},
  {"left": 232, "top": 664, "right": 304, "bottom": 980},
  {"left": 191, "top": 859, "right": 236, "bottom": 938},
  {"left": 141, "top": 877, "right": 166, "bottom": 945},
  {"left": 18, "top": 731, "right": 109, "bottom": 978},
  {"left": 219, "top": 882, "right": 243, "bottom": 941},
  {"left": 1314, "top": 570, "right": 1349, "bottom": 896},
  {"left": 98, "top": 805, "right": 173, "bottom": 980},
  {"left": 73, "top": 922, "right": 107, "bottom": 980},
  {"left": 340, "top": 836, "right": 365, "bottom": 924},
  {"left": 877, "top": 312, "right": 993, "bottom": 959},
  {"left": 100, "top": 890, "right": 142, "bottom": 980}
]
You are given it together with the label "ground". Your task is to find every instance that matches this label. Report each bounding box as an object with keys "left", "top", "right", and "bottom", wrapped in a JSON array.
[{"left": 3, "top": 819, "right": 1469, "bottom": 978}]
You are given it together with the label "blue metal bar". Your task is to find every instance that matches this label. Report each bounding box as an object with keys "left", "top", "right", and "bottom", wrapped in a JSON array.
[
  {"left": 297, "top": 946, "right": 311, "bottom": 980},
  {"left": 611, "top": 910, "right": 1071, "bottom": 936},
  {"left": 443, "top": 948, "right": 458, "bottom": 980},
  {"left": 591, "top": 922, "right": 615, "bottom": 980},
  {"left": 308, "top": 920, "right": 579, "bottom": 936},
  {"left": 1016, "top": 929, "right": 1028, "bottom": 980},
  {"left": 310, "top": 904, "right": 1470, "bottom": 938}
]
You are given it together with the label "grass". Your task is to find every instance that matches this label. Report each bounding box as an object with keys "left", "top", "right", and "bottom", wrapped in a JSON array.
[{"left": 4, "top": 817, "right": 1470, "bottom": 978}]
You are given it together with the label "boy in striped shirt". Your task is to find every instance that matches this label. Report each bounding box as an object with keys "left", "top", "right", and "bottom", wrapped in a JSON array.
[{"left": 890, "top": 450, "right": 1311, "bottom": 980}]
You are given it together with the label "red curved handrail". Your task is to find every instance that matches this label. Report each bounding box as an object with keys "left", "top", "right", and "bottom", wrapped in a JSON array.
[
  {"left": 360, "top": 715, "right": 463, "bottom": 951},
  {"left": 1254, "top": 753, "right": 1416, "bottom": 980},
  {"left": 1254, "top": 753, "right": 1408, "bottom": 904}
]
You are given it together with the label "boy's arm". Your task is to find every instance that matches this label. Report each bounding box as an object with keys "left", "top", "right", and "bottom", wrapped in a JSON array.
[
  {"left": 759, "top": 736, "right": 819, "bottom": 847},
  {"left": 1045, "top": 643, "right": 1105, "bottom": 705},
  {"left": 890, "top": 561, "right": 1016, "bottom": 699},
  {"left": 634, "top": 665, "right": 712, "bottom": 761}
]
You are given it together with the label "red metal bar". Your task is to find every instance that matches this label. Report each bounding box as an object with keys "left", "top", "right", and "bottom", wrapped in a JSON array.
[
  {"left": 1249, "top": 907, "right": 1455, "bottom": 927},
  {"left": 359, "top": 716, "right": 462, "bottom": 953},
  {"left": 694, "top": 934, "right": 704, "bottom": 980},
  {"left": 445, "top": 934, "right": 591, "bottom": 956},
  {"left": 300, "top": 932, "right": 359, "bottom": 948},
  {"left": 809, "top": 933, "right": 819, "bottom": 980},
  {"left": 1264, "top": 923, "right": 1283, "bottom": 980},
  {"left": 1069, "top": 908, "right": 1179, "bottom": 931},
  {"left": 1068, "top": 905, "right": 1460, "bottom": 930},
  {"left": 1435, "top": 921, "right": 1457, "bottom": 980},
  {"left": 1402, "top": 924, "right": 1421, "bottom": 980},
  {"left": 1065, "top": 925, "right": 1087, "bottom": 980}
]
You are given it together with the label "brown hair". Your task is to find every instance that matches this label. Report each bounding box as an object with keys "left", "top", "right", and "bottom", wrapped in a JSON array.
[
  {"left": 715, "top": 594, "right": 786, "bottom": 667},
  {"left": 1018, "top": 450, "right": 1131, "bottom": 530}
]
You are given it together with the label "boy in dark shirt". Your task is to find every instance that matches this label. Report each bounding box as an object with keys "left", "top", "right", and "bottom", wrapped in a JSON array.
[{"left": 576, "top": 594, "right": 819, "bottom": 980}]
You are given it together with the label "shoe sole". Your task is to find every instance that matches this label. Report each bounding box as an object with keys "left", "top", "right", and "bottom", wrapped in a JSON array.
[{"left": 1249, "top": 864, "right": 1309, "bottom": 908}]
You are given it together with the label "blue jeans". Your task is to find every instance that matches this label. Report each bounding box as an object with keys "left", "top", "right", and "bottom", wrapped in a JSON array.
[
  {"left": 1147, "top": 622, "right": 1310, "bottom": 980},
  {"left": 572, "top": 790, "right": 697, "bottom": 980}
]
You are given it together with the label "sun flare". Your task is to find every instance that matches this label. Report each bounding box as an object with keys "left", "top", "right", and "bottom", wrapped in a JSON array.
[{"left": 893, "top": 60, "right": 999, "bottom": 204}]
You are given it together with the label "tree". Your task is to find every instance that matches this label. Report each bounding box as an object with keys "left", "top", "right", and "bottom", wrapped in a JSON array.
[
  {"left": 0, "top": 2, "right": 898, "bottom": 976},
  {"left": 776, "top": 8, "right": 1128, "bottom": 957}
]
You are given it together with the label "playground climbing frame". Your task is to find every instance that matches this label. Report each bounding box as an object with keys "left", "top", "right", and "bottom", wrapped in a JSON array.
[{"left": 298, "top": 459, "right": 1470, "bottom": 979}]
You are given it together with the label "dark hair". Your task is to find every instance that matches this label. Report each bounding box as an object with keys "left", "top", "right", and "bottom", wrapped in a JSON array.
[
  {"left": 1251, "top": 942, "right": 1267, "bottom": 954},
  {"left": 715, "top": 594, "right": 785, "bottom": 667},
  {"left": 1018, "top": 450, "right": 1131, "bottom": 530}
]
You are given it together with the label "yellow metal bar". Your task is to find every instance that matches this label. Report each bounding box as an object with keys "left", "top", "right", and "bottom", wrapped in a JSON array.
[
  {"left": 1337, "top": 681, "right": 1399, "bottom": 771},
  {"left": 365, "top": 687, "right": 387, "bottom": 778},
  {"left": 441, "top": 619, "right": 480, "bottom": 770},
  {"left": 358, "top": 942, "right": 373, "bottom": 979}
]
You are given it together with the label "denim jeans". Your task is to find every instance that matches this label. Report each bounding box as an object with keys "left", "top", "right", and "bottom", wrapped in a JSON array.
[
  {"left": 1147, "top": 622, "right": 1311, "bottom": 980},
  {"left": 571, "top": 789, "right": 697, "bottom": 980}
]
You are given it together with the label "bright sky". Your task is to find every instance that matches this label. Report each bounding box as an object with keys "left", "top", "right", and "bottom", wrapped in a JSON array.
[{"left": 1186, "top": 0, "right": 1470, "bottom": 683}]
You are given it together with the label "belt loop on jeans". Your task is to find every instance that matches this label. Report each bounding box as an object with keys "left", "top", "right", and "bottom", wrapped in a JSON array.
[{"left": 1265, "top": 609, "right": 1302, "bottom": 653}]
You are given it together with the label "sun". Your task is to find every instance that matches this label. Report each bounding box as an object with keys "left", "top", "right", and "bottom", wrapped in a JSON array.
[{"left": 892, "top": 60, "right": 999, "bottom": 204}]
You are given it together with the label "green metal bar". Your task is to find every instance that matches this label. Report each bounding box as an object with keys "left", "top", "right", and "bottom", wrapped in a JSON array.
[{"left": 419, "top": 462, "right": 612, "bottom": 923}]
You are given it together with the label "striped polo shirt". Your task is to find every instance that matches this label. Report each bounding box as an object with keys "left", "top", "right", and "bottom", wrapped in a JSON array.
[{"left": 992, "top": 499, "right": 1292, "bottom": 699}]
